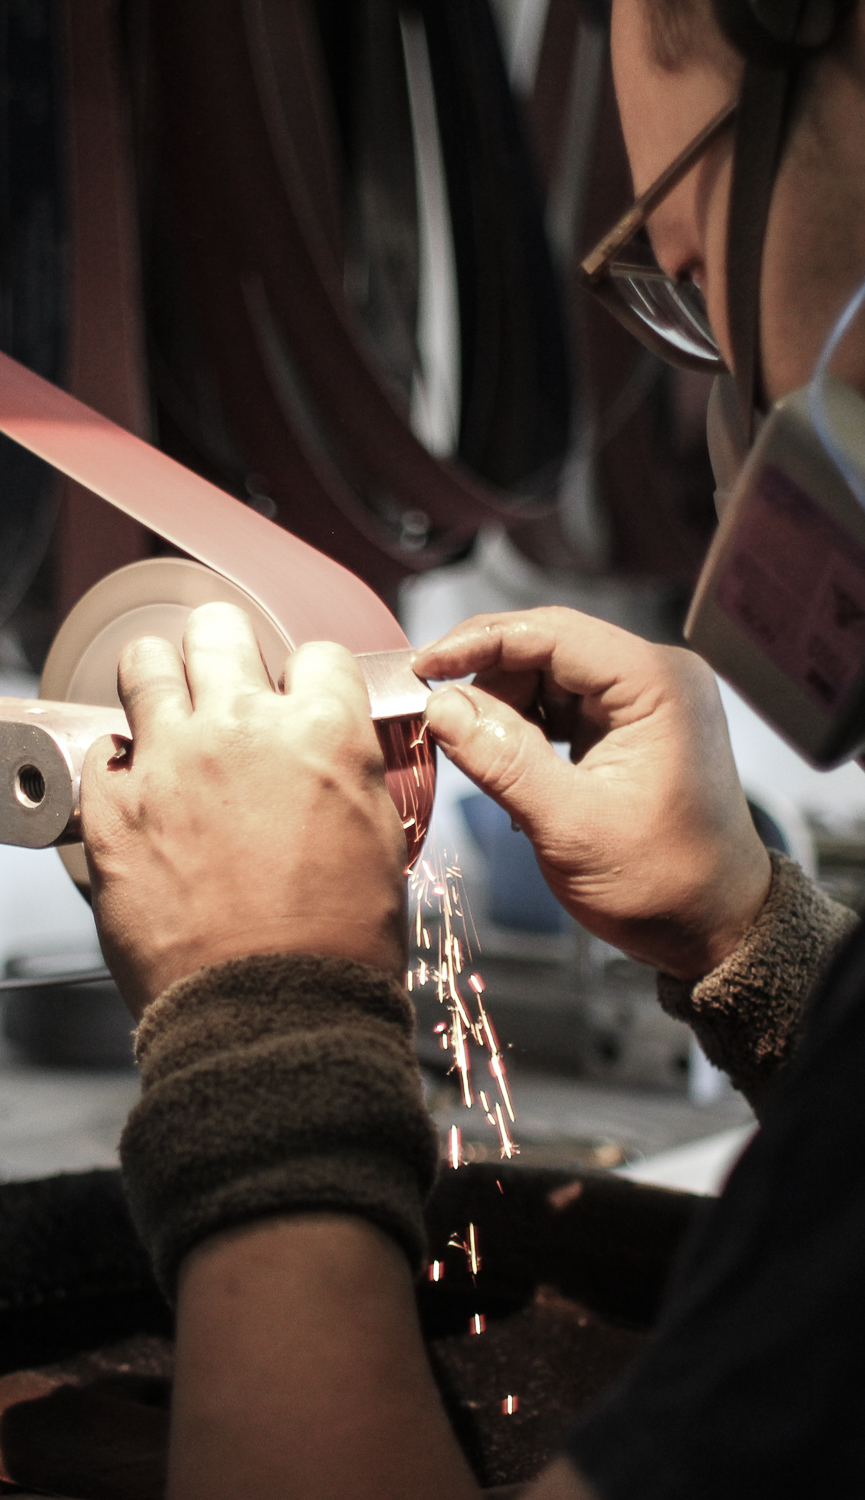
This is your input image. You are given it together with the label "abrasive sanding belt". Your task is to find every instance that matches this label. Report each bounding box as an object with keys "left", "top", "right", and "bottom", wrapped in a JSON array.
[{"left": 0, "top": 349, "right": 408, "bottom": 657}]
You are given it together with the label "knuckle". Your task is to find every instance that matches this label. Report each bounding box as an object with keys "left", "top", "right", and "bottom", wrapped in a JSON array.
[{"left": 296, "top": 694, "right": 356, "bottom": 744}]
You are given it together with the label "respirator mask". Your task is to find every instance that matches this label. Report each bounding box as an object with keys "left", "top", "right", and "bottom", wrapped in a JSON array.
[{"left": 581, "top": 0, "right": 865, "bottom": 767}]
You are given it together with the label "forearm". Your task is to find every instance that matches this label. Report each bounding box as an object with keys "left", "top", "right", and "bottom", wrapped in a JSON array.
[
  {"left": 171, "top": 1218, "right": 597, "bottom": 1500},
  {"left": 169, "top": 1215, "right": 480, "bottom": 1500}
]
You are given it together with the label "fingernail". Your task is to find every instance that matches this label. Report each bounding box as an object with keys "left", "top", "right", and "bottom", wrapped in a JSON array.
[{"left": 424, "top": 685, "right": 477, "bottom": 748}]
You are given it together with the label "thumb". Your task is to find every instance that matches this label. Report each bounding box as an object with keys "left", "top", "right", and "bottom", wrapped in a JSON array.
[{"left": 424, "top": 683, "right": 573, "bottom": 839}]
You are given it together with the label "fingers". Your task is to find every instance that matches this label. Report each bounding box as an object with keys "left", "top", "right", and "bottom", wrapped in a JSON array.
[
  {"left": 282, "top": 640, "right": 373, "bottom": 721},
  {"left": 424, "top": 682, "right": 573, "bottom": 836},
  {"left": 413, "top": 607, "right": 653, "bottom": 700},
  {"left": 116, "top": 636, "right": 191, "bottom": 746},
  {"left": 183, "top": 603, "right": 272, "bottom": 713}
]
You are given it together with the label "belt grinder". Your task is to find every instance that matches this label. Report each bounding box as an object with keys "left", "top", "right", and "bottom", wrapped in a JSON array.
[{"left": 0, "top": 353, "right": 435, "bottom": 888}]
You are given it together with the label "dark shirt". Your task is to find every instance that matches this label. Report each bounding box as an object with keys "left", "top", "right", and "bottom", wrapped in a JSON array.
[{"left": 567, "top": 918, "right": 865, "bottom": 1498}]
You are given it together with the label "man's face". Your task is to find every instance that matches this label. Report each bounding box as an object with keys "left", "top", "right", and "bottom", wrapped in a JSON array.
[
  {"left": 609, "top": 0, "right": 865, "bottom": 404},
  {"left": 610, "top": 0, "right": 738, "bottom": 367}
]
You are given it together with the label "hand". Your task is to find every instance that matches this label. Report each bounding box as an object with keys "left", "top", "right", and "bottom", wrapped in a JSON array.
[
  {"left": 414, "top": 608, "right": 771, "bottom": 981},
  {"left": 81, "top": 604, "right": 408, "bottom": 1019}
]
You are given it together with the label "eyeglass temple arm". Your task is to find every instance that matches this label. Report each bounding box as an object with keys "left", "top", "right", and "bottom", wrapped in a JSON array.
[{"left": 581, "top": 101, "right": 737, "bottom": 281}]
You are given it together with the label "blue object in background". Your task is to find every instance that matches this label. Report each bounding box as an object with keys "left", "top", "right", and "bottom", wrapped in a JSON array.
[{"left": 459, "top": 793, "right": 567, "bottom": 934}]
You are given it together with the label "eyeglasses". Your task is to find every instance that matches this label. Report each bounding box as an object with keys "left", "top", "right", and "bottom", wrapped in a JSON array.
[{"left": 580, "top": 101, "right": 736, "bottom": 372}]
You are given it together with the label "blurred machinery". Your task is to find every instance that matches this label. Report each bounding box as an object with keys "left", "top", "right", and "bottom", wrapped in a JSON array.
[
  {"left": 0, "top": 0, "right": 853, "bottom": 1089},
  {"left": 0, "top": 0, "right": 718, "bottom": 663}
]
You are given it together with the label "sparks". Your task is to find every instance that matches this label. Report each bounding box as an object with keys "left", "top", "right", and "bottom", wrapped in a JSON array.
[
  {"left": 429, "top": 1260, "right": 444, "bottom": 1283},
  {"left": 408, "top": 842, "right": 519, "bottom": 1159},
  {"left": 449, "top": 1125, "right": 462, "bottom": 1170},
  {"left": 470, "top": 1313, "right": 486, "bottom": 1336},
  {"left": 502, "top": 1394, "right": 519, "bottom": 1416}
]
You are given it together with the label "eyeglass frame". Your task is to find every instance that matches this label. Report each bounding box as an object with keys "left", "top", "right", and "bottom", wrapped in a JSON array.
[{"left": 579, "top": 100, "right": 737, "bottom": 371}]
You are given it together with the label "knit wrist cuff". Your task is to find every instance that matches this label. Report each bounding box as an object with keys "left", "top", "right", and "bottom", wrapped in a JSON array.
[
  {"left": 657, "top": 851, "right": 858, "bottom": 1110},
  {"left": 120, "top": 953, "right": 440, "bottom": 1301}
]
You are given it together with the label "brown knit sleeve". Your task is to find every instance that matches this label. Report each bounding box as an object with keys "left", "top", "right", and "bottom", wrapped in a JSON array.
[
  {"left": 657, "top": 850, "right": 859, "bottom": 1113},
  {"left": 119, "top": 953, "right": 440, "bottom": 1302}
]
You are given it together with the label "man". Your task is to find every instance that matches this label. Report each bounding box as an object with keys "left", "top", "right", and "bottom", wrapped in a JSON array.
[{"left": 80, "top": 0, "right": 865, "bottom": 1494}]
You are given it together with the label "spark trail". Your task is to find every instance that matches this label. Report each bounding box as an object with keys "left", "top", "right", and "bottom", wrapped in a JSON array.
[{"left": 407, "top": 847, "right": 519, "bottom": 1161}]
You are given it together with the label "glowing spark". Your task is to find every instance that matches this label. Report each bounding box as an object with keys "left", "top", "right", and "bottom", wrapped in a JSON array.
[
  {"left": 403, "top": 817, "right": 416, "bottom": 830},
  {"left": 451, "top": 1011, "right": 472, "bottom": 1107},
  {"left": 429, "top": 1260, "right": 444, "bottom": 1282},
  {"left": 449, "top": 1126, "right": 462, "bottom": 1170},
  {"left": 495, "top": 1102, "right": 517, "bottom": 1160},
  {"left": 502, "top": 1394, "right": 519, "bottom": 1416},
  {"left": 406, "top": 971, "right": 413, "bottom": 991},
  {"left": 469, "top": 973, "right": 485, "bottom": 995},
  {"left": 422, "top": 928, "right": 431, "bottom": 950},
  {"left": 479, "top": 1006, "right": 498, "bottom": 1054},
  {"left": 479, "top": 1091, "right": 490, "bottom": 1112},
  {"left": 496, "top": 1179, "right": 503, "bottom": 1194},
  {"left": 419, "top": 961, "right": 427, "bottom": 985},
  {"left": 490, "top": 1053, "right": 516, "bottom": 1123},
  {"left": 467, "top": 1222, "right": 481, "bottom": 1276},
  {"left": 422, "top": 860, "right": 435, "bottom": 883},
  {"left": 409, "top": 721, "right": 429, "bottom": 749},
  {"left": 470, "top": 1313, "right": 486, "bottom": 1336},
  {"left": 440, "top": 1033, "right": 449, "bottom": 1050}
]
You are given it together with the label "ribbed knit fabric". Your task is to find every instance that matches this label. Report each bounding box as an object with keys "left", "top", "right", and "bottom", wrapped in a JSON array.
[
  {"left": 119, "top": 953, "right": 440, "bottom": 1302},
  {"left": 657, "top": 851, "right": 859, "bottom": 1112}
]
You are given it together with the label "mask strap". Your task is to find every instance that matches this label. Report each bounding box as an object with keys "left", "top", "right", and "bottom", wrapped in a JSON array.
[{"left": 725, "top": 60, "right": 798, "bottom": 440}]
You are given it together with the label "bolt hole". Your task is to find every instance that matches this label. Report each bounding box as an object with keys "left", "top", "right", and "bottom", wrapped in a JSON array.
[{"left": 16, "top": 765, "right": 46, "bottom": 809}]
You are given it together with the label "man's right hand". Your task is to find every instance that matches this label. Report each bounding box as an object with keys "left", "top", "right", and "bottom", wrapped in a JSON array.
[{"left": 414, "top": 607, "right": 771, "bottom": 981}]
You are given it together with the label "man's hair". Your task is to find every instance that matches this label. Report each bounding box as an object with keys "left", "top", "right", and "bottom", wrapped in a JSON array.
[
  {"left": 646, "top": 0, "right": 706, "bottom": 66},
  {"left": 644, "top": 0, "right": 742, "bottom": 73}
]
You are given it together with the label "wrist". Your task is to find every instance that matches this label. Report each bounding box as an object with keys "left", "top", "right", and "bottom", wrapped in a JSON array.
[
  {"left": 647, "top": 841, "right": 773, "bottom": 983},
  {"left": 120, "top": 952, "right": 439, "bottom": 1301},
  {"left": 108, "top": 913, "right": 408, "bottom": 1022}
]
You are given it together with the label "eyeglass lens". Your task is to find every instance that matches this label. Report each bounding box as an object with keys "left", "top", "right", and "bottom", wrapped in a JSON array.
[{"left": 608, "top": 265, "right": 723, "bottom": 368}]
